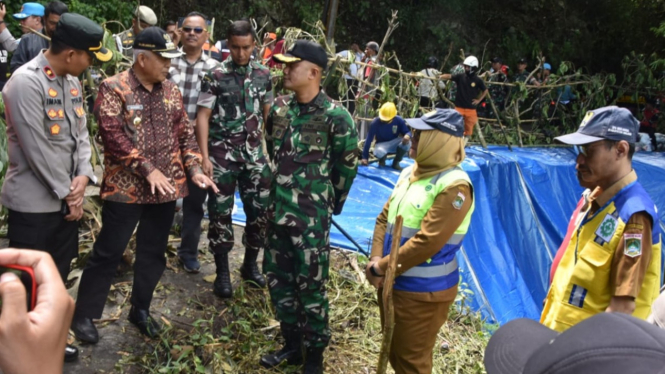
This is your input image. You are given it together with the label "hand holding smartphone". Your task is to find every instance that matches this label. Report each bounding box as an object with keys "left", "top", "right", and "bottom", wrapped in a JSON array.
[
  {"left": 0, "top": 249, "right": 75, "bottom": 374},
  {"left": 0, "top": 265, "right": 36, "bottom": 312}
]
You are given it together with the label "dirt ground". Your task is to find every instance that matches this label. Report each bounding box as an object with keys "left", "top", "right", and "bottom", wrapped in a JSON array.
[{"left": 1, "top": 226, "right": 256, "bottom": 374}]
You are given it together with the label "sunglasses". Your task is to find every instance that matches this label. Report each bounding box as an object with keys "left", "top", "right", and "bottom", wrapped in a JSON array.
[{"left": 182, "top": 26, "right": 205, "bottom": 34}]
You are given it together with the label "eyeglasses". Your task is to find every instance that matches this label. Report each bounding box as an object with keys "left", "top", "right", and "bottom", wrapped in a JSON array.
[
  {"left": 574, "top": 141, "right": 612, "bottom": 157},
  {"left": 574, "top": 145, "right": 589, "bottom": 157},
  {"left": 182, "top": 26, "right": 205, "bottom": 34}
]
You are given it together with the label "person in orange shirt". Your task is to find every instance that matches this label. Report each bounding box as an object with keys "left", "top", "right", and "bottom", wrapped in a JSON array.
[{"left": 262, "top": 32, "right": 276, "bottom": 64}]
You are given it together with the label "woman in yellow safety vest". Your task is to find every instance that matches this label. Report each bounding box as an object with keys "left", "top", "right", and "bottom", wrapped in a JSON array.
[{"left": 366, "top": 108, "right": 475, "bottom": 374}]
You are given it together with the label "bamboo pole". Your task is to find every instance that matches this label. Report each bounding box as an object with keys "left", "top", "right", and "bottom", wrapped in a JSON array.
[
  {"left": 377, "top": 215, "right": 403, "bottom": 374},
  {"left": 485, "top": 94, "right": 512, "bottom": 150}
]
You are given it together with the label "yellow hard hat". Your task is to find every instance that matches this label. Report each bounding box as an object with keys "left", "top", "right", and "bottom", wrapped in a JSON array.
[{"left": 379, "top": 102, "right": 397, "bottom": 122}]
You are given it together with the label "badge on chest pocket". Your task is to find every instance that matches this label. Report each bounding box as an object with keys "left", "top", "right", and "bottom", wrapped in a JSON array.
[
  {"left": 300, "top": 116, "right": 330, "bottom": 148},
  {"left": 272, "top": 116, "right": 289, "bottom": 140}
]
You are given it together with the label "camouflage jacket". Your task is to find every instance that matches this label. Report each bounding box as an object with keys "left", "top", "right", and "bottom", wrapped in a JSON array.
[
  {"left": 197, "top": 58, "right": 273, "bottom": 164},
  {"left": 447, "top": 63, "right": 465, "bottom": 101},
  {"left": 488, "top": 70, "right": 509, "bottom": 105},
  {"left": 266, "top": 90, "right": 359, "bottom": 220},
  {"left": 114, "top": 29, "right": 135, "bottom": 60}
]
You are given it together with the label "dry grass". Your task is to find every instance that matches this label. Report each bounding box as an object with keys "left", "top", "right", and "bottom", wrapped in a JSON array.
[{"left": 111, "top": 251, "right": 490, "bottom": 374}]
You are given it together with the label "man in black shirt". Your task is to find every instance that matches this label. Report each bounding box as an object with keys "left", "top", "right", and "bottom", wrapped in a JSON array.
[{"left": 440, "top": 55, "right": 488, "bottom": 138}]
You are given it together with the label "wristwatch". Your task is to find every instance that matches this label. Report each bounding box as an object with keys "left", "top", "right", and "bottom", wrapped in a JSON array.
[{"left": 369, "top": 263, "right": 384, "bottom": 277}]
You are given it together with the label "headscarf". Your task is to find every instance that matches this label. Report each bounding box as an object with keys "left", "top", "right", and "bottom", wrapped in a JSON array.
[{"left": 410, "top": 130, "right": 465, "bottom": 183}]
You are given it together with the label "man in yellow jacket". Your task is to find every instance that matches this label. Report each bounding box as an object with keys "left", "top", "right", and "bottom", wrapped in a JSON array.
[{"left": 541, "top": 106, "right": 662, "bottom": 332}]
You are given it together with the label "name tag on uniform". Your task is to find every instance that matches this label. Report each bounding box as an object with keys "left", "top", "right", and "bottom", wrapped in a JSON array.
[{"left": 127, "top": 104, "right": 143, "bottom": 110}]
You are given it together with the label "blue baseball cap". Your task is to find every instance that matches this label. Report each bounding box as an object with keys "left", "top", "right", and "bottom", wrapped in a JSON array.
[
  {"left": 405, "top": 109, "right": 464, "bottom": 137},
  {"left": 13, "top": 2, "right": 45, "bottom": 20},
  {"left": 543, "top": 63, "right": 552, "bottom": 71},
  {"left": 555, "top": 106, "right": 639, "bottom": 145}
]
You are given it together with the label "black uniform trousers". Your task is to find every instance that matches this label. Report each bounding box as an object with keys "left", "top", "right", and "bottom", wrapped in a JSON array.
[
  {"left": 7, "top": 209, "right": 78, "bottom": 282},
  {"left": 178, "top": 175, "right": 209, "bottom": 261},
  {"left": 75, "top": 200, "right": 176, "bottom": 318}
]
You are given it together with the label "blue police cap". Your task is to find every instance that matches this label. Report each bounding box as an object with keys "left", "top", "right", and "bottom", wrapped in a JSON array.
[
  {"left": 405, "top": 109, "right": 464, "bottom": 137},
  {"left": 555, "top": 106, "right": 639, "bottom": 145}
]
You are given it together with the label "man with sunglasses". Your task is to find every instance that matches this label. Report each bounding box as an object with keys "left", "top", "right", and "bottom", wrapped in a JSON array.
[
  {"left": 168, "top": 12, "right": 219, "bottom": 273},
  {"left": 541, "top": 106, "right": 662, "bottom": 332},
  {"left": 196, "top": 20, "right": 273, "bottom": 299},
  {"left": 114, "top": 5, "right": 157, "bottom": 60}
]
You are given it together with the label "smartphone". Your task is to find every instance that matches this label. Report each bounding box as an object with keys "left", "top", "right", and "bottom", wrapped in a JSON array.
[
  {"left": 61, "top": 200, "right": 70, "bottom": 216},
  {"left": 0, "top": 265, "right": 37, "bottom": 311}
]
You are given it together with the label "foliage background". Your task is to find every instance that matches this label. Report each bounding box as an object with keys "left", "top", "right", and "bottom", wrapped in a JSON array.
[{"left": 4, "top": 0, "right": 665, "bottom": 74}]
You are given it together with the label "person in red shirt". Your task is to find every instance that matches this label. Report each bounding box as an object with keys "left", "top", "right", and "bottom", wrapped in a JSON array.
[{"left": 640, "top": 98, "right": 660, "bottom": 151}]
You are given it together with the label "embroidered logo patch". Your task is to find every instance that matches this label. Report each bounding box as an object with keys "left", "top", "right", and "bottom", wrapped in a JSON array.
[
  {"left": 47, "top": 109, "right": 57, "bottom": 119},
  {"left": 471, "top": 82, "right": 476, "bottom": 87},
  {"left": 580, "top": 111, "right": 594, "bottom": 127},
  {"left": 48, "top": 88, "right": 58, "bottom": 98},
  {"left": 452, "top": 192, "right": 465, "bottom": 210},
  {"left": 50, "top": 124, "right": 61, "bottom": 135},
  {"left": 425, "top": 185, "right": 433, "bottom": 192},
  {"left": 75, "top": 107, "right": 85, "bottom": 116},
  {"left": 70, "top": 88, "right": 79, "bottom": 96},
  {"left": 58, "top": 109, "right": 65, "bottom": 119},
  {"left": 595, "top": 214, "right": 618, "bottom": 242},
  {"left": 624, "top": 233, "right": 642, "bottom": 258},
  {"left": 392, "top": 125, "right": 397, "bottom": 134}
]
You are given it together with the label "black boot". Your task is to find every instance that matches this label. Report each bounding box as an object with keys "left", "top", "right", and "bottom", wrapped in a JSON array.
[
  {"left": 378, "top": 155, "right": 387, "bottom": 167},
  {"left": 240, "top": 248, "right": 266, "bottom": 288},
  {"left": 303, "top": 346, "right": 325, "bottom": 374},
  {"left": 392, "top": 147, "right": 407, "bottom": 171},
  {"left": 213, "top": 253, "right": 232, "bottom": 298},
  {"left": 260, "top": 323, "right": 303, "bottom": 368}
]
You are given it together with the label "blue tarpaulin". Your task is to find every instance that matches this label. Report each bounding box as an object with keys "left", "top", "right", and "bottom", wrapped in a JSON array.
[{"left": 233, "top": 146, "right": 665, "bottom": 326}]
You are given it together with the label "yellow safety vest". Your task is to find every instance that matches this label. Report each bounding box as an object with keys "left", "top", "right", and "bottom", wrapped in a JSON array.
[
  {"left": 541, "top": 181, "right": 662, "bottom": 332},
  {"left": 384, "top": 166, "right": 475, "bottom": 292}
]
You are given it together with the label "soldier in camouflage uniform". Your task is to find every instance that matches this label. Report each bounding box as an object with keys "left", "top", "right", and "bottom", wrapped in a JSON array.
[
  {"left": 487, "top": 57, "right": 509, "bottom": 114},
  {"left": 114, "top": 6, "right": 157, "bottom": 60},
  {"left": 260, "top": 40, "right": 359, "bottom": 374},
  {"left": 446, "top": 61, "right": 466, "bottom": 105},
  {"left": 196, "top": 20, "right": 273, "bottom": 299}
]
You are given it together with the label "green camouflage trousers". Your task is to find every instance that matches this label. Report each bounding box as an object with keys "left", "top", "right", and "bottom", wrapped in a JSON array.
[
  {"left": 264, "top": 221, "right": 331, "bottom": 348},
  {"left": 207, "top": 156, "right": 271, "bottom": 254}
]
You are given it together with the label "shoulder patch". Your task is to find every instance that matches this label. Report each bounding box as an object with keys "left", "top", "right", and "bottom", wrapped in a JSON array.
[
  {"left": 452, "top": 191, "right": 466, "bottom": 210},
  {"left": 624, "top": 233, "right": 642, "bottom": 258},
  {"left": 43, "top": 66, "right": 56, "bottom": 80},
  {"left": 595, "top": 214, "right": 618, "bottom": 242}
]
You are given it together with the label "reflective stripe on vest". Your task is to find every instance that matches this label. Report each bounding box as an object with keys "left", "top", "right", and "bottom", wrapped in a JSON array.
[
  {"left": 383, "top": 166, "right": 475, "bottom": 293},
  {"left": 401, "top": 257, "right": 459, "bottom": 278}
]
